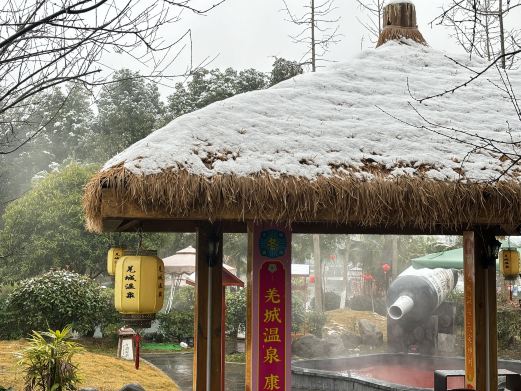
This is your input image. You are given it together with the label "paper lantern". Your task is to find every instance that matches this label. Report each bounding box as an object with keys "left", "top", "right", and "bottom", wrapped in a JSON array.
[
  {"left": 107, "top": 247, "right": 125, "bottom": 276},
  {"left": 115, "top": 254, "right": 165, "bottom": 327},
  {"left": 499, "top": 249, "right": 520, "bottom": 279}
]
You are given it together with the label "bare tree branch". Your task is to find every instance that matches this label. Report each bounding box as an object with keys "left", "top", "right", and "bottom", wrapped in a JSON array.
[
  {"left": 280, "top": 0, "right": 342, "bottom": 72},
  {"left": 0, "top": 0, "right": 225, "bottom": 154}
]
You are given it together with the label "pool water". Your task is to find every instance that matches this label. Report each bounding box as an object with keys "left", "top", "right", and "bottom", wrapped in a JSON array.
[{"left": 347, "top": 364, "right": 464, "bottom": 389}]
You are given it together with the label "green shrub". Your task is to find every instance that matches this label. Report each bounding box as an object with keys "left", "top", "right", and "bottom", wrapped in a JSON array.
[
  {"left": 171, "top": 286, "right": 195, "bottom": 312},
  {"left": 304, "top": 310, "right": 327, "bottom": 338},
  {"left": 93, "top": 288, "right": 121, "bottom": 338},
  {"left": 17, "top": 325, "right": 84, "bottom": 391},
  {"left": 310, "top": 291, "right": 341, "bottom": 311},
  {"left": 446, "top": 290, "right": 464, "bottom": 330},
  {"left": 157, "top": 311, "right": 194, "bottom": 343},
  {"left": 349, "top": 295, "right": 386, "bottom": 315},
  {"left": 225, "top": 288, "right": 246, "bottom": 338},
  {"left": 158, "top": 286, "right": 196, "bottom": 343},
  {"left": 5, "top": 270, "right": 107, "bottom": 337},
  {"left": 348, "top": 295, "right": 372, "bottom": 311},
  {"left": 324, "top": 291, "right": 341, "bottom": 311},
  {"left": 497, "top": 309, "right": 521, "bottom": 349},
  {"left": 291, "top": 294, "right": 306, "bottom": 333}
]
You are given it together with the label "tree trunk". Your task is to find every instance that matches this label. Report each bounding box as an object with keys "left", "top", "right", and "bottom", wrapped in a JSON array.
[
  {"left": 377, "top": 2, "right": 426, "bottom": 47},
  {"left": 383, "top": 2, "right": 417, "bottom": 28},
  {"left": 313, "top": 234, "right": 323, "bottom": 311},
  {"left": 498, "top": 0, "right": 506, "bottom": 69},
  {"left": 392, "top": 235, "right": 399, "bottom": 279},
  {"left": 343, "top": 244, "right": 349, "bottom": 305},
  {"left": 484, "top": 0, "right": 492, "bottom": 61},
  {"left": 377, "top": 0, "right": 382, "bottom": 35},
  {"left": 311, "top": 0, "right": 316, "bottom": 72}
]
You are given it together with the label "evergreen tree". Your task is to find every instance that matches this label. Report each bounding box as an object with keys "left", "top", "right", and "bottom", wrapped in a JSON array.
[
  {"left": 89, "top": 69, "right": 164, "bottom": 161},
  {"left": 166, "top": 60, "right": 303, "bottom": 121},
  {"left": 0, "top": 85, "right": 92, "bottom": 209},
  {"left": 166, "top": 67, "right": 269, "bottom": 120},
  {"left": 270, "top": 58, "right": 304, "bottom": 85}
]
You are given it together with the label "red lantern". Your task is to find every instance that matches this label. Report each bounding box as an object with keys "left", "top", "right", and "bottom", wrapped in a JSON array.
[
  {"left": 363, "top": 273, "right": 374, "bottom": 282},
  {"left": 309, "top": 275, "right": 315, "bottom": 284},
  {"left": 382, "top": 263, "right": 391, "bottom": 274}
]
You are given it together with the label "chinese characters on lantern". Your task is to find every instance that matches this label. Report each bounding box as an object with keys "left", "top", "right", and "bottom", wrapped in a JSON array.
[
  {"left": 157, "top": 263, "right": 164, "bottom": 299},
  {"left": 259, "top": 261, "right": 286, "bottom": 390},
  {"left": 125, "top": 265, "right": 137, "bottom": 300}
]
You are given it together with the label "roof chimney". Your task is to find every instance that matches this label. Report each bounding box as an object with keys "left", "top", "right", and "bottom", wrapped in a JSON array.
[{"left": 376, "top": 1, "right": 427, "bottom": 47}]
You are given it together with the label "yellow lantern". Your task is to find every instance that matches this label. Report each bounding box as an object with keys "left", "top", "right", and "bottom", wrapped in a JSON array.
[
  {"left": 107, "top": 247, "right": 125, "bottom": 276},
  {"left": 499, "top": 248, "right": 520, "bottom": 279},
  {"left": 114, "top": 253, "right": 165, "bottom": 327}
]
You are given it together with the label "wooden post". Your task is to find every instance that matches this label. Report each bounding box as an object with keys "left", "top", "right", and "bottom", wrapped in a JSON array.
[
  {"left": 221, "top": 286, "right": 226, "bottom": 391},
  {"left": 246, "top": 224, "right": 254, "bottom": 391},
  {"left": 313, "top": 234, "right": 323, "bottom": 312},
  {"left": 382, "top": 2, "right": 417, "bottom": 28},
  {"left": 193, "top": 223, "right": 223, "bottom": 391},
  {"left": 463, "top": 231, "right": 498, "bottom": 391},
  {"left": 376, "top": 2, "right": 426, "bottom": 47}
]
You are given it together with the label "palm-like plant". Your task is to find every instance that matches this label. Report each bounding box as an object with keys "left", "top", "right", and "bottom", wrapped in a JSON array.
[{"left": 17, "top": 325, "right": 84, "bottom": 391}]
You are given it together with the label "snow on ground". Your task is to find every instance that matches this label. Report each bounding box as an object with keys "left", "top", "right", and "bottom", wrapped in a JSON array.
[{"left": 103, "top": 40, "right": 521, "bottom": 183}]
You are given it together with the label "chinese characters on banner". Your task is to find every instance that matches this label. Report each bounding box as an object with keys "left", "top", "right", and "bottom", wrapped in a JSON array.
[
  {"left": 253, "top": 226, "right": 291, "bottom": 391},
  {"left": 259, "top": 261, "right": 286, "bottom": 390},
  {"left": 463, "top": 232, "right": 476, "bottom": 388}
]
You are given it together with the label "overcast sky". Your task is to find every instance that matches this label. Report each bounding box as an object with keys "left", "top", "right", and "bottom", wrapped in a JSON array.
[
  {"left": 105, "top": 0, "right": 467, "bottom": 93},
  {"left": 182, "top": 0, "right": 463, "bottom": 70}
]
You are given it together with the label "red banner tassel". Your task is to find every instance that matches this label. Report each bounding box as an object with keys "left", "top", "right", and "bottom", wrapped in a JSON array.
[{"left": 134, "top": 333, "right": 141, "bottom": 370}]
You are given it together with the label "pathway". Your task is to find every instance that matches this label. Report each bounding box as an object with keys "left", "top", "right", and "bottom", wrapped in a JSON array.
[{"left": 143, "top": 352, "right": 245, "bottom": 391}]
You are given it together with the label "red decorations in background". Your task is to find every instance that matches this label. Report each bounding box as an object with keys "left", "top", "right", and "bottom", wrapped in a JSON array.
[
  {"left": 363, "top": 273, "right": 374, "bottom": 282},
  {"left": 382, "top": 263, "right": 391, "bottom": 274}
]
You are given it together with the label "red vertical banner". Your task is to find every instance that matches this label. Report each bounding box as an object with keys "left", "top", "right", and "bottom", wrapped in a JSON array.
[
  {"left": 463, "top": 231, "right": 476, "bottom": 389},
  {"left": 252, "top": 224, "right": 291, "bottom": 391}
]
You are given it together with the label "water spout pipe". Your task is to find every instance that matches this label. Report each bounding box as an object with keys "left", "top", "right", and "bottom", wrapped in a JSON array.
[{"left": 388, "top": 295, "right": 414, "bottom": 320}]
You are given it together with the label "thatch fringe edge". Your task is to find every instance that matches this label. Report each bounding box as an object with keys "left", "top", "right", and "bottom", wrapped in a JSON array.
[
  {"left": 83, "top": 166, "right": 521, "bottom": 233},
  {"left": 377, "top": 27, "right": 427, "bottom": 47}
]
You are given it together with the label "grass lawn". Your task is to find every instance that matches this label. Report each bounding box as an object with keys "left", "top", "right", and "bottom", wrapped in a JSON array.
[
  {"left": 141, "top": 342, "right": 184, "bottom": 352},
  {"left": 0, "top": 340, "right": 180, "bottom": 391}
]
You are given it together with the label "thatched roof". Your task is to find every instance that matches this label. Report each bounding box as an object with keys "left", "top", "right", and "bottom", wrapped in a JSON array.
[{"left": 84, "top": 40, "right": 521, "bottom": 233}]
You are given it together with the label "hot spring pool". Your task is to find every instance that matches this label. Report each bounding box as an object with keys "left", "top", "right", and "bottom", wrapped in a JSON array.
[{"left": 291, "top": 353, "right": 521, "bottom": 390}]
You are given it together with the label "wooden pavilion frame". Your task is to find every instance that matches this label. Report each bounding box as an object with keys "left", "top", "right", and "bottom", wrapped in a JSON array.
[{"left": 83, "top": 185, "right": 516, "bottom": 391}]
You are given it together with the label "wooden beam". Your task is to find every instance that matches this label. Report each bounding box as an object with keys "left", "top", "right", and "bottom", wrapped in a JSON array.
[
  {"left": 193, "top": 224, "right": 210, "bottom": 391},
  {"left": 102, "top": 217, "right": 246, "bottom": 233},
  {"left": 99, "top": 188, "right": 516, "bottom": 235},
  {"left": 246, "top": 222, "right": 253, "bottom": 391},
  {"left": 193, "top": 223, "right": 223, "bottom": 391},
  {"left": 463, "top": 231, "right": 498, "bottom": 391},
  {"left": 209, "top": 224, "right": 223, "bottom": 391}
]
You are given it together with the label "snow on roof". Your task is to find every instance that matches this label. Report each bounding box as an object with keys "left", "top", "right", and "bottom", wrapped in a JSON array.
[
  {"left": 385, "top": 0, "right": 415, "bottom": 5},
  {"left": 103, "top": 41, "right": 520, "bottom": 184}
]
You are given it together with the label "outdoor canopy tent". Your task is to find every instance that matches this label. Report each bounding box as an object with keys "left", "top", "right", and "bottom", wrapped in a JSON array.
[
  {"left": 412, "top": 248, "right": 502, "bottom": 270},
  {"left": 411, "top": 242, "right": 520, "bottom": 270},
  {"left": 83, "top": 3, "right": 521, "bottom": 390},
  {"left": 163, "top": 245, "right": 238, "bottom": 312},
  {"left": 163, "top": 245, "right": 237, "bottom": 275}
]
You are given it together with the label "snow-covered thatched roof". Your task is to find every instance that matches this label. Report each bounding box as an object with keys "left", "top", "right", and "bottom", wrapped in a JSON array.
[{"left": 84, "top": 40, "right": 521, "bottom": 233}]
